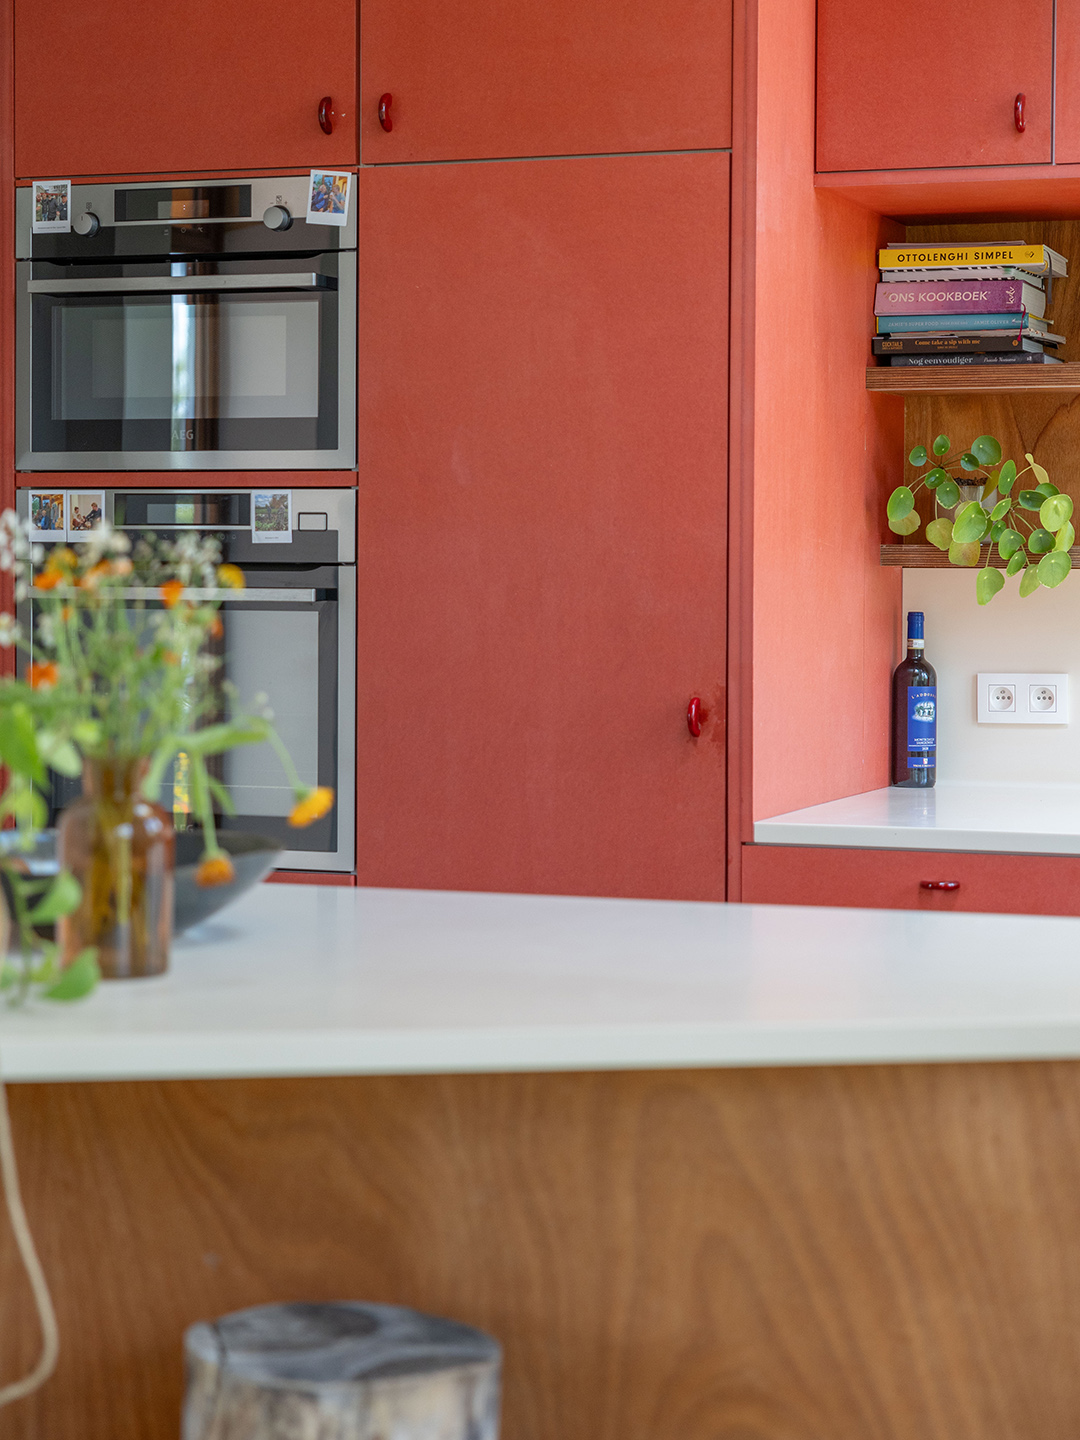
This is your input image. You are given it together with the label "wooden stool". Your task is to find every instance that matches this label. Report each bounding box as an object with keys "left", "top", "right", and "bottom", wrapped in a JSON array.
[{"left": 182, "top": 1300, "right": 501, "bottom": 1440}]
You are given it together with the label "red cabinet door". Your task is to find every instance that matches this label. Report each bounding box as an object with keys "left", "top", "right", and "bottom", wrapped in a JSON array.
[
  {"left": 360, "top": 0, "right": 730, "bottom": 163},
  {"left": 14, "top": 0, "right": 356, "bottom": 178},
  {"left": 1055, "top": 6, "right": 1080, "bottom": 162},
  {"left": 817, "top": 0, "right": 1052, "bottom": 172},
  {"left": 742, "top": 844, "right": 1080, "bottom": 916},
  {"left": 357, "top": 154, "right": 729, "bottom": 900}
]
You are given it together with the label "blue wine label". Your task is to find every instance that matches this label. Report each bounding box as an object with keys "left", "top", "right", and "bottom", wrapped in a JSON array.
[{"left": 907, "top": 686, "right": 936, "bottom": 768}]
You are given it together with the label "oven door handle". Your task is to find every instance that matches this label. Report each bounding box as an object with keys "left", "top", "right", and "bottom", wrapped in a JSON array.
[
  {"left": 107, "top": 587, "right": 318, "bottom": 604},
  {"left": 26, "top": 273, "right": 335, "bottom": 295}
]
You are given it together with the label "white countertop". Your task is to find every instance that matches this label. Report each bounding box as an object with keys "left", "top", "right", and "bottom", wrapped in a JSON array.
[
  {"left": 755, "top": 781, "right": 1080, "bottom": 854},
  {"left": 5, "top": 884, "right": 1080, "bottom": 1080}
]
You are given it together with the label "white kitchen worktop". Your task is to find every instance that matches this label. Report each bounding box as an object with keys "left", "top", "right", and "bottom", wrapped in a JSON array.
[
  {"left": 755, "top": 781, "right": 1080, "bottom": 854},
  {"left": 5, "top": 884, "right": 1080, "bottom": 1080}
]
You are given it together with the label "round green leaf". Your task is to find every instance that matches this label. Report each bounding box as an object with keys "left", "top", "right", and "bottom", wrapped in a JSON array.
[
  {"left": 952, "top": 501, "right": 990, "bottom": 544},
  {"left": 998, "top": 459, "right": 1017, "bottom": 495},
  {"left": 908, "top": 445, "right": 929, "bottom": 467},
  {"left": 976, "top": 567, "right": 1005, "bottom": 605},
  {"left": 960, "top": 452, "right": 980, "bottom": 471},
  {"left": 1018, "top": 490, "right": 1044, "bottom": 511},
  {"left": 888, "top": 511, "right": 922, "bottom": 535},
  {"left": 1026, "top": 453, "right": 1051, "bottom": 486},
  {"left": 1056, "top": 520, "right": 1075, "bottom": 552},
  {"left": 925, "top": 467, "right": 951, "bottom": 489},
  {"left": 948, "top": 540, "right": 981, "bottom": 568},
  {"left": 1006, "top": 550, "right": 1027, "bottom": 576},
  {"left": 990, "top": 498, "right": 1012, "bottom": 522},
  {"left": 997, "top": 528, "right": 1024, "bottom": 560},
  {"left": 1040, "top": 494, "right": 1073, "bottom": 532},
  {"left": 925, "top": 517, "right": 953, "bottom": 551},
  {"left": 1029, "top": 527, "right": 1056, "bottom": 554},
  {"left": 936, "top": 478, "right": 961, "bottom": 509},
  {"left": 1038, "top": 550, "right": 1072, "bottom": 589},
  {"left": 990, "top": 520, "right": 1006, "bottom": 541},
  {"left": 1019, "top": 565, "right": 1042, "bottom": 598},
  {"left": 932, "top": 435, "right": 950, "bottom": 457},
  {"left": 1036, "top": 482, "right": 1059, "bottom": 498},
  {"left": 970, "top": 434, "right": 1002, "bottom": 466},
  {"left": 887, "top": 486, "right": 915, "bottom": 522}
]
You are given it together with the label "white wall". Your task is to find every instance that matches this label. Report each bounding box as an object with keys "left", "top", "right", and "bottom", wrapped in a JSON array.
[{"left": 903, "top": 568, "right": 1080, "bottom": 783}]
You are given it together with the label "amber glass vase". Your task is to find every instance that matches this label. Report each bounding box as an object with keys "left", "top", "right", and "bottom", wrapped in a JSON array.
[{"left": 57, "top": 758, "right": 175, "bottom": 979}]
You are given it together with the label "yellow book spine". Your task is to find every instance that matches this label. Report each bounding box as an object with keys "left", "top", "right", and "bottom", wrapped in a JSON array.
[{"left": 878, "top": 245, "right": 1047, "bottom": 269}]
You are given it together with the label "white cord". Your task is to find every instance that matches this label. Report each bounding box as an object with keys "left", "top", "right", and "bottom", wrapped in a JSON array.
[{"left": 0, "top": 1071, "right": 59, "bottom": 1407}]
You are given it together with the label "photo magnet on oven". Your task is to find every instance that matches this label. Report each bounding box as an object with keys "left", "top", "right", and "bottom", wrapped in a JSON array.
[
  {"left": 31, "top": 180, "right": 71, "bottom": 233},
  {"left": 306, "top": 170, "right": 352, "bottom": 227},
  {"left": 28, "top": 491, "right": 67, "bottom": 539},
  {"left": 252, "top": 491, "right": 293, "bottom": 544}
]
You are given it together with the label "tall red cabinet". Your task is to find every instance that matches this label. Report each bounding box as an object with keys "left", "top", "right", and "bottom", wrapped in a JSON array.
[{"left": 356, "top": 154, "right": 730, "bottom": 899}]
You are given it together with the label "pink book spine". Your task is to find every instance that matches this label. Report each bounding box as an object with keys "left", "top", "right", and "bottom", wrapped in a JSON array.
[{"left": 874, "top": 280, "right": 1026, "bottom": 315}]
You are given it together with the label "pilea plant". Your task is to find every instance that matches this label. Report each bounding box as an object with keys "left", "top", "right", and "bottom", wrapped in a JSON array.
[{"left": 887, "top": 433, "right": 1074, "bottom": 605}]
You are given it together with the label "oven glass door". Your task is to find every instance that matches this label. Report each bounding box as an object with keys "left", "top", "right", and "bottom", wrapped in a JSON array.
[{"left": 29, "top": 285, "right": 340, "bottom": 457}]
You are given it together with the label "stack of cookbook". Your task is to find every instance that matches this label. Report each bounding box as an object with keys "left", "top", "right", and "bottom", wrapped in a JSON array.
[{"left": 872, "top": 241, "right": 1068, "bottom": 367}]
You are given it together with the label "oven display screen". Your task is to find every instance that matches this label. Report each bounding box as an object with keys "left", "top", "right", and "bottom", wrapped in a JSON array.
[{"left": 113, "top": 186, "right": 253, "bottom": 223}]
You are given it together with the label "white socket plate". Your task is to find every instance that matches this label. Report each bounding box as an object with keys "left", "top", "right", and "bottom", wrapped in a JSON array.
[{"left": 976, "top": 672, "right": 1070, "bottom": 725}]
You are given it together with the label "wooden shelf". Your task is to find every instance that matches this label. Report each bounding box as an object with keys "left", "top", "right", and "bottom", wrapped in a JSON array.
[
  {"left": 867, "top": 365, "right": 1080, "bottom": 395},
  {"left": 882, "top": 544, "right": 1080, "bottom": 569}
]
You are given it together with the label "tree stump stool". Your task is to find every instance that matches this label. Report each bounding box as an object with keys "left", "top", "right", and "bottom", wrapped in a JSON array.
[{"left": 182, "top": 1301, "right": 501, "bottom": 1440}]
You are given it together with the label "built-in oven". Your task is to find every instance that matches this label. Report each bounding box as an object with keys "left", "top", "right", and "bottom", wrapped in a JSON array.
[
  {"left": 16, "top": 176, "right": 355, "bottom": 470},
  {"left": 16, "top": 487, "right": 356, "bottom": 873}
]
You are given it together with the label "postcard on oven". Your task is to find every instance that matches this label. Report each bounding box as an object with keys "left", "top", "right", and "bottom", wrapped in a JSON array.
[
  {"left": 306, "top": 170, "right": 352, "bottom": 227},
  {"left": 68, "top": 492, "right": 105, "bottom": 536},
  {"left": 28, "top": 490, "right": 68, "bottom": 539},
  {"left": 31, "top": 180, "right": 72, "bottom": 233},
  {"left": 252, "top": 491, "right": 293, "bottom": 543}
]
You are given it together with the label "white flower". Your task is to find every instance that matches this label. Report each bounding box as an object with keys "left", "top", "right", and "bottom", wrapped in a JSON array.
[
  {"left": 80, "top": 519, "right": 130, "bottom": 564},
  {"left": 0, "top": 613, "right": 20, "bottom": 648},
  {"left": 36, "top": 612, "right": 56, "bottom": 648}
]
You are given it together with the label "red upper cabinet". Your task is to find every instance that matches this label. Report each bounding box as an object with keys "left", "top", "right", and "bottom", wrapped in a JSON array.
[
  {"left": 357, "top": 153, "right": 730, "bottom": 899},
  {"left": 14, "top": 0, "right": 356, "bottom": 178},
  {"left": 1056, "top": 6, "right": 1080, "bottom": 162},
  {"left": 360, "top": 0, "right": 731, "bottom": 163},
  {"left": 817, "top": 0, "right": 1052, "bottom": 172}
]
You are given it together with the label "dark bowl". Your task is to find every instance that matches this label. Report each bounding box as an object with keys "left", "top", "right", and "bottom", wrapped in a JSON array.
[{"left": 0, "top": 829, "right": 282, "bottom": 937}]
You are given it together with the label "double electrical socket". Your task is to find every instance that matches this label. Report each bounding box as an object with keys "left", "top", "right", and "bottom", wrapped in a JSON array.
[{"left": 977, "top": 672, "right": 1069, "bottom": 725}]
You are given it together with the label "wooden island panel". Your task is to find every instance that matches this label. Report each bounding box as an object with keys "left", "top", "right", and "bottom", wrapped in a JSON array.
[{"left": 3, "top": 1065, "right": 1080, "bottom": 1438}]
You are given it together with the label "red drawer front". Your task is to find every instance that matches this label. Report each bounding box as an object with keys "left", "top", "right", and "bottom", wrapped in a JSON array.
[{"left": 742, "top": 844, "right": 1080, "bottom": 916}]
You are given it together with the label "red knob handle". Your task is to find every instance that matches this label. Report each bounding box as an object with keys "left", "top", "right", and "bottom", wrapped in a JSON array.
[
  {"left": 319, "top": 96, "right": 334, "bottom": 135},
  {"left": 921, "top": 880, "right": 960, "bottom": 891},
  {"left": 687, "top": 697, "right": 705, "bottom": 738},
  {"left": 379, "top": 93, "right": 393, "bottom": 132},
  {"left": 1015, "top": 93, "right": 1026, "bottom": 133}
]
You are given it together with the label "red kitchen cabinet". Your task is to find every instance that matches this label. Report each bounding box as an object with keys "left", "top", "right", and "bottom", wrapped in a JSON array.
[
  {"left": 817, "top": 0, "right": 1052, "bottom": 172},
  {"left": 360, "top": 0, "right": 730, "bottom": 163},
  {"left": 14, "top": 0, "right": 356, "bottom": 178},
  {"left": 742, "top": 844, "right": 1080, "bottom": 916},
  {"left": 1055, "top": 6, "right": 1080, "bottom": 162},
  {"left": 357, "top": 153, "right": 729, "bottom": 900}
]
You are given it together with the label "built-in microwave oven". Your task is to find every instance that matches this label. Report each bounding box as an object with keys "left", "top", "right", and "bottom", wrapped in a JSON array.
[
  {"left": 16, "top": 487, "right": 356, "bottom": 873},
  {"left": 16, "top": 176, "right": 355, "bottom": 471}
]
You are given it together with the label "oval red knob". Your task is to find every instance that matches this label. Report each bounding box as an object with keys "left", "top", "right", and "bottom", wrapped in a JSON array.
[
  {"left": 318, "top": 96, "right": 334, "bottom": 135},
  {"left": 687, "top": 697, "right": 705, "bottom": 738},
  {"left": 920, "top": 880, "right": 960, "bottom": 891},
  {"left": 379, "top": 93, "right": 393, "bottom": 132},
  {"left": 1014, "top": 93, "right": 1026, "bottom": 133}
]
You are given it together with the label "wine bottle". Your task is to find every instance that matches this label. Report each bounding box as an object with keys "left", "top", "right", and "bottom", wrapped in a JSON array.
[{"left": 891, "top": 610, "right": 936, "bottom": 787}]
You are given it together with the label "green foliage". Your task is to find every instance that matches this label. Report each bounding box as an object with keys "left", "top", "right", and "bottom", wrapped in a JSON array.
[{"left": 888, "top": 436, "right": 1073, "bottom": 604}]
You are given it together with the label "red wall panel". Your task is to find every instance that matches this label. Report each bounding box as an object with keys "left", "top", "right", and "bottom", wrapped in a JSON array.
[{"left": 357, "top": 154, "right": 729, "bottom": 900}]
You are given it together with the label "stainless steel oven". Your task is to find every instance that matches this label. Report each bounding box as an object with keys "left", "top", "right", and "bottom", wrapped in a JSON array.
[
  {"left": 16, "top": 177, "right": 355, "bottom": 471},
  {"left": 16, "top": 487, "right": 356, "bottom": 873}
]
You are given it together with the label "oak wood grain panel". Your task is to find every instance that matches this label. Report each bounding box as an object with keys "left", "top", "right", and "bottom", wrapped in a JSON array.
[
  {"left": 870, "top": 364, "right": 1080, "bottom": 394},
  {"left": 881, "top": 543, "right": 1080, "bottom": 568},
  {"left": 5, "top": 1067, "right": 1080, "bottom": 1438}
]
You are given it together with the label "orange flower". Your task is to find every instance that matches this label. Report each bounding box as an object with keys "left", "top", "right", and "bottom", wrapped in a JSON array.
[
  {"left": 195, "top": 853, "right": 236, "bottom": 888},
  {"left": 60, "top": 606, "right": 72, "bottom": 622},
  {"left": 160, "top": 579, "right": 184, "bottom": 608},
  {"left": 27, "top": 662, "right": 59, "bottom": 690},
  {"left": 32, "top": 570, "right": 63, "bottom": 591},
  {"left": 79, "top": 560, "right": 112, "bottom": 589},
  {"left": 208, "top": 616, "right": 224, "bottom": 639},
  {"left": 161, "top": 650, "right": 179, "bottom": 666},
  {"left": 288, "top": 786, "right": 334, "bottom": 827},
  {"left": 217, "top": 564, "right": 245, "bottom": 590}
]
